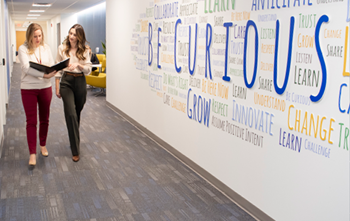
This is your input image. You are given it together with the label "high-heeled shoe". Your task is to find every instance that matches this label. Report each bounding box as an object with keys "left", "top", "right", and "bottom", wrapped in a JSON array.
[
  {"left": 29, "top": 154, "right": 36, "bottom": 166},
  {"left": 40, "top": 146, "right": 49, "bottom": 157}
]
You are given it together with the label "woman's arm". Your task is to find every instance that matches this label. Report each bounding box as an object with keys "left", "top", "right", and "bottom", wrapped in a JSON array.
[
  {"left": 74, "top": 50, "right": 92, "bottom": 75},
  {"left": 18, "top": 45, "right": 45, "bottom": 78},
  {"left": 55, "top": 78, "right": 61, "bottom": 98},
  {"left": 55, "top": 45, "right": 64, "bottom": 78}
]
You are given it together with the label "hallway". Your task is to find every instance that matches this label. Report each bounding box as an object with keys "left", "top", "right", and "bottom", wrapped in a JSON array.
[{"left": 0, "top": 63, "right": 256, "bottom": 221}]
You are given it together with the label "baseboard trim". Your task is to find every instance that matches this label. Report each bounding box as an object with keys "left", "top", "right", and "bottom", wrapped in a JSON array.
[{"left": 106, "top": 101, "right": 274, "bottom": 221}]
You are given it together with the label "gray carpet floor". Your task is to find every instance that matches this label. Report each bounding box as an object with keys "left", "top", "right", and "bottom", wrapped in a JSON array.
[{"left": 0, "top": 63, "right": 256, "bottom": 221}]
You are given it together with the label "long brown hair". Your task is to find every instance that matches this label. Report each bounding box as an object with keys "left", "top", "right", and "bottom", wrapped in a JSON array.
[
  {"left": 63, "top": 24, "right": 88, "bottom": 60},
  {"left": 86, "top": 45, "right": 92, "bottom": 59},
  {"left": 25, "top": 23, "right": 45, "bottom": 55}
]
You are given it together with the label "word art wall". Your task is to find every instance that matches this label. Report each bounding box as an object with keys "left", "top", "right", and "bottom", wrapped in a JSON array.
[{"left": 107, "top": 0, "right": 350, "bottom": 220}]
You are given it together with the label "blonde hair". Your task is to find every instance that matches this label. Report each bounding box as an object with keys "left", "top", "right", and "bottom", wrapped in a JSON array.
[
  {"left": 25, "top": 23, "right": 44, "bottom": 55},
  {"left": 63, "top": 24, "right": 88, "bottom": 61}
]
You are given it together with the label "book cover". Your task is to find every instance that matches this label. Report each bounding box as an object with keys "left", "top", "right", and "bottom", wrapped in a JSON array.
[{"left": 29, "top": 58, "right": 70, "bottom": 74}]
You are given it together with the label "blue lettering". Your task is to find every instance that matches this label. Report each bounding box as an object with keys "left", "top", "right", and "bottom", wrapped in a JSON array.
[
  {"left": 223, "top": 22, "right": 232, "bottom": 82},
  {"left": 174, "top": 19, "right": 182, "bottom": 73},
  {"left": 251, "top": 0, "right": 257, "bottom": 11},
  {"left": 203, "top": 98, "right": 211, "bottom": 127},
  {"left": 254, "top": 109, "right": 260, "bottom": 129},
  {"left": 148, "top": 23, "right": 153, "bottom": 66},
  {"left": 193, "top": 94, "right": 197, "bottom": 121},
  {"left": 206, "top": 23, "right": 213, "bottom": 80},
  {"left": 259, "top": 0, "right": 265, "bottom": 10},
  {"left": 157, "top": 27, "right": 162, "bottom": 69},
  {"left": 339, "top": 83, "right": 347, "bottom": 113},
  {"left": 259, "top": 111, "right": 264, "bottom": 132},
  {"left": 232, "top": 100, "right": 236, "bottom": 121},
  {"left": 248, "top": 107, "right": 254, "bottom": 128},
  {"left": 198, "top": 95, "right": 203, "bottom": 123},
  {"left": 270, "top": 113, "right": 274, "bottom": 135},
  {"left": 294, "top": 0, "right": 300, "bottom": 7},
  {"left": 273, "top": 17, "right": 295, "bottom": 95},
  {"left": 189, "top": 23, "right": 198, "bottom": 76},
  {"left": 243, "top": 20, "right": 258, "bottom": 88},
  {"left": 282, "top": 0, "right": 287, "bottom": 7},
  {"left": 311, "top": 15, "right": 329, "bottom": 102},
  {"left": 187, "top": 88, "right": 192, "bottom": 119}
]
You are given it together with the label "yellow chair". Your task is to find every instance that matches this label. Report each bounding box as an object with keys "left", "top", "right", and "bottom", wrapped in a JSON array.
[
  {"left": 86, "top": 73, "right": 106, "bottom": 96},
  {"left": 96, "top": 54, "right": 106, "bottom": 73},
  {"left": 91, "top": 54, "right": 105, "bottom": 76}
]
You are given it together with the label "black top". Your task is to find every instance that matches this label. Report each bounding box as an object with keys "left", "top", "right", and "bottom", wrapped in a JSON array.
[{"left": 91, "top": 53, "right": 100, "bottom": 71}]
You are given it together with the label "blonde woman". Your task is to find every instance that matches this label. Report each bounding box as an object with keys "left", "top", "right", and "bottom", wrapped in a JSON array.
[
  {"left": 55, "top": 24, "right": 92, "bottom": 162},
  {"left": 18, "top": 23, "right": 57, "bottom": 167}
]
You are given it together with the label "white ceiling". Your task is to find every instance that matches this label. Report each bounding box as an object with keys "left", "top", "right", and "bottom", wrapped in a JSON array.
[{"left": 8, "top": 0, "right": 105, "bottom": 24}]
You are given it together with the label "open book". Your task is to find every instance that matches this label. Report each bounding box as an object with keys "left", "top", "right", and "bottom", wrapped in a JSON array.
[{"left": 29, "top": 58, "right": 70, "bottom": 74}]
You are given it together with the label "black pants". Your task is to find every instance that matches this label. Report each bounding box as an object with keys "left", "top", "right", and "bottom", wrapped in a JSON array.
[{"left": 60, "top": 73, "right": 86, "bottom": 156}]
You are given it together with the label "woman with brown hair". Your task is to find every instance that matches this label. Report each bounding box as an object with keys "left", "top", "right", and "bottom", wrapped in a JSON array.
[
  {"left": 18, "top": 23, "right": 57, "bottom": 167},
  {"left": 55, "top": 24, "right": 92, "bottom": 162}
]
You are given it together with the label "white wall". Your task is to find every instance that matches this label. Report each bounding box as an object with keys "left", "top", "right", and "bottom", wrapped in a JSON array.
[
  {"left": 0, "top": 0, "right": 9, "bottom": 140},
  {"left": 10, "top": 17, "right": 16, "bottom": 62},
  {"left": 106, "top": 0, "right": 349, "bottom": 220},
  {"left": 60, "top": 13, "right": 77, "bottom": 45},
  {"left": 8, "top": 17, "right": 15, "bottom": 72},
  {"left": 48, "top": 15, "right": 61, "bottom": 59},
  {"left": 46, "top": 13, "right": 77, "bottom": 59}
]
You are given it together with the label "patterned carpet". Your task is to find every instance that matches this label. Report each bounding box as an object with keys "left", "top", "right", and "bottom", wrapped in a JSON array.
[{"left": 0, "top": 63, "right": 256, "bottom": 221}]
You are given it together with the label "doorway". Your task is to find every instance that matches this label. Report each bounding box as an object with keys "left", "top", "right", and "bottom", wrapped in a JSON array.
[{"left": 16, "top": 31, "right": 26, "bottom": 52}]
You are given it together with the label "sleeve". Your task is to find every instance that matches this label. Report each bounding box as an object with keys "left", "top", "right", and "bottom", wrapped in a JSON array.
[
  {"left": 18, "top": 45, "right": 45, "bottom": 78},
  {"left": 81, "top": 50, "right": 92, "bottom": 75},
  {"left": 55, "top": 45, "right": 64, "bottom": 78}
]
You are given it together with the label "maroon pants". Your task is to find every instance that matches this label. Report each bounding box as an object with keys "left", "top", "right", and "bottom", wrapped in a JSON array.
[{"left": 21, "top": 87, "right": 52, "bottom": 154}]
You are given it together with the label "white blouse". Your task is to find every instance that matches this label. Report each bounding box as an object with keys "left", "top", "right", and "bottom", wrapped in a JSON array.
[
  {"left": 18, "top": 44, "right": 54, "bottom": 89},
  {"left": 55, "top": 44, "right": 92, "bottom": 78}
]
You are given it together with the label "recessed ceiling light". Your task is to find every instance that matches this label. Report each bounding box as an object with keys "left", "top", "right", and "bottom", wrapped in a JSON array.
[
  {"left": 27, "top": 14, "right": 40, "bottom": 16},
  {"left": 29, "top": 10, "right": 45, "bottom": 12},
  {"left": 26, "top": 17, "right": 37, "bottom": 19},
  {"left": 32, "top": 3, "right": 51, "bottom": 7}
]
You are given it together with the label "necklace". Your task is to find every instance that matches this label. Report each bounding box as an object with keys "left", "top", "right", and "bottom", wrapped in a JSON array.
[{"left": 34, "top": 46, "right": 41, "bottom": 64}]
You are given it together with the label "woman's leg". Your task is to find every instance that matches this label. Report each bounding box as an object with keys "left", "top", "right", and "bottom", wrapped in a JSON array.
[
  {"left": 21, "top": 89, "right": 39, "bottom": 154},
  {"left": 37, "top": 87, "right": 52, "bottom": 148},
  {"left": 60, "top": 78, "right": 80, "bottom": 157},
  {"left": 74, "top": 76, "right": 87, "bottom": 126}
]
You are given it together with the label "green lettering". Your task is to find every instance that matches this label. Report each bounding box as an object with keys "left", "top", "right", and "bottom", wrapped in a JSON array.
[
  {"left": 213, "top": 0, "right": 219, "bottom": 12},
  {"left": 221, "top": 0, "right": 226, "bottom": 11},
  {"left": 344, "top": 127, "right": 349, "bottom": 150},
  {"left": 205, "top": 0, "right": 208, "bottom": 13},
  {"left": 339, "top": 123, "right": 344, "bottom": 147}
]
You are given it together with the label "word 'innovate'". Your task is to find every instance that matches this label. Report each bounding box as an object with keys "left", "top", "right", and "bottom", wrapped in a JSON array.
[
  {"left": 147, "top": 15, "right": 330, "bottom": 103},
  {"left": 232, "top": 100, "right": 274, "bottom": 136}
]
